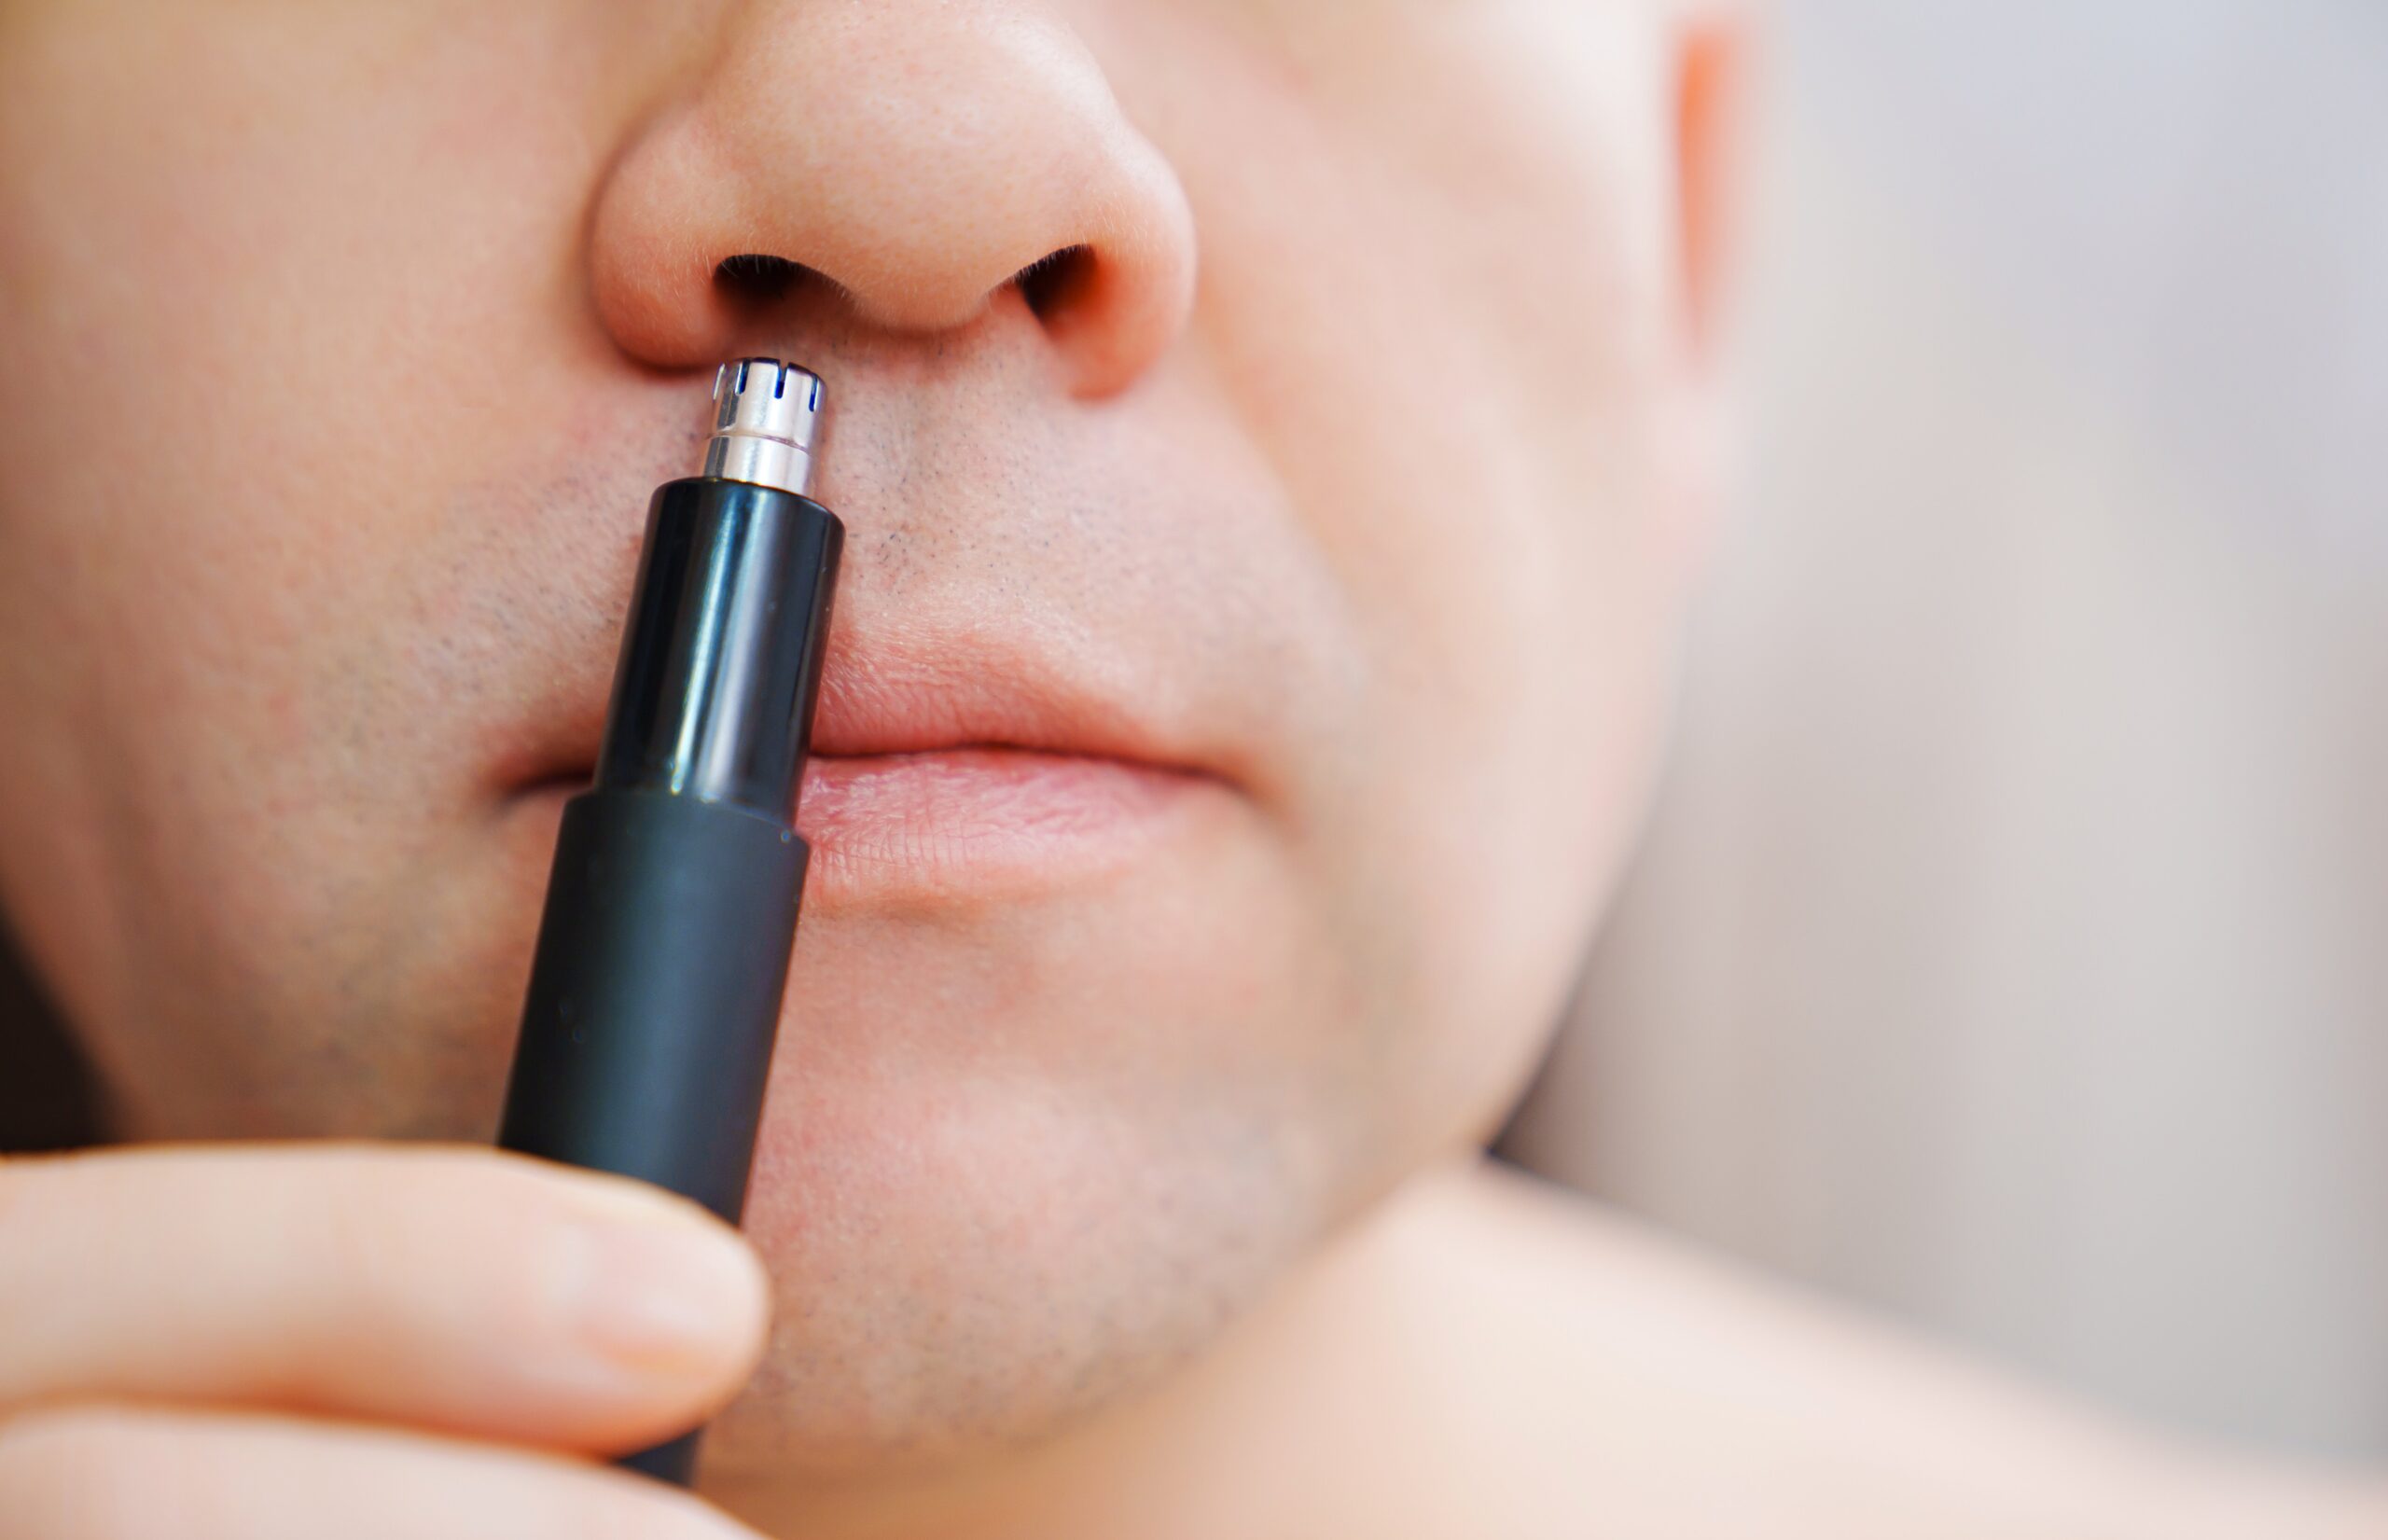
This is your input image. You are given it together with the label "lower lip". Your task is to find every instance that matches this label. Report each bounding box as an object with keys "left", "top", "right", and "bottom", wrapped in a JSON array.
[{"left": 523, "top": 750, "right": 1221, "bottom": 909}]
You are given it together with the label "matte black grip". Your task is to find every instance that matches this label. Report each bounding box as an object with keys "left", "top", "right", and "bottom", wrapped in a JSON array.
[{"left": 499, "top": 786, "right": 805, "bottom": 1224}]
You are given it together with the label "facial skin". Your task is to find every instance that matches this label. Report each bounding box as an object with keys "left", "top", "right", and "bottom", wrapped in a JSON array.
[{"left": 0, "top": 0, "right": 1709, "bottom": 1487}]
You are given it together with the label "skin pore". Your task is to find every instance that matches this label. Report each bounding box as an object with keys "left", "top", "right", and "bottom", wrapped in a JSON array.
[{"left": 0, "top": 2, "right": 2380, "bottom": 1536}]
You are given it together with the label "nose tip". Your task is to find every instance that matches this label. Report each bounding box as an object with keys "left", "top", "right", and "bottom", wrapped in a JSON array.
[{"left": 588, "top": 3, "right": 1196, "bottom": 398}]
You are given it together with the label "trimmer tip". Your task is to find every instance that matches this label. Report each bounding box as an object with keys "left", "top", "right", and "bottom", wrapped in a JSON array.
[{"left": 704, "top": 358, "right": 823, "bottom": 496}]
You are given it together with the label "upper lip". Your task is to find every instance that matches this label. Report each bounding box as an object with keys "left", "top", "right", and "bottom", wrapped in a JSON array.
[
  {"left": 508, "top": 616, "right": 1241, "bottom": 797},
  {"left": 804, "top": 625, "right": 1225, "bottom": 778}
]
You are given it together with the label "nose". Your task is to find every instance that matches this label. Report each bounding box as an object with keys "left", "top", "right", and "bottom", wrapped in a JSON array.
[{"left": 589, "top": 1, "right": 1197, "bottom": 398}]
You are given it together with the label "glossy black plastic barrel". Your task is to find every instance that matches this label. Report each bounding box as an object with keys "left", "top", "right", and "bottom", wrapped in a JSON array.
[
  {"left": 498, "top": 477, "right": 841, "bottom": 1485},
  {"left": 596, "top": 478, "right": 842, "bottom": 822}
]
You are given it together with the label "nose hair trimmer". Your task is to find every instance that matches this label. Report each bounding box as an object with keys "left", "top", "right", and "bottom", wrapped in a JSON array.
[{"left": 496, "top": 358, "right": 843, "bottom": 1484}]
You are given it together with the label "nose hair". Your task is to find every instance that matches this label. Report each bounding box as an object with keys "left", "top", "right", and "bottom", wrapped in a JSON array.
[{"left": 588, "top": 0, "right": 1197, "bottom": 398}]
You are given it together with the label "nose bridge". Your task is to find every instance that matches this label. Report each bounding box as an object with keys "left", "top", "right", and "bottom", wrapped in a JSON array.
[{"left": 590, "top": 0, "right": 1196, "bottom": 395}]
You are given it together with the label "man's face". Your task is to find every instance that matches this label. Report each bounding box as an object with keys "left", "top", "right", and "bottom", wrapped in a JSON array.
[{"left": 0, "top": 0, "right": 1708, "bottom": 1473}]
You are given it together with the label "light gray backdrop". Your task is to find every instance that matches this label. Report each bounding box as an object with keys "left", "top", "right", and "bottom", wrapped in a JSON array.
[{"left": 1507, "top": 0, "right": 2388, "bottom": 1464}]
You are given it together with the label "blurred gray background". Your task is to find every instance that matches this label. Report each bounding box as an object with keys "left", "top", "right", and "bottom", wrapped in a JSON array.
[{"left": 1507, "top": 0, "right": 2388, "bottom": 1464}]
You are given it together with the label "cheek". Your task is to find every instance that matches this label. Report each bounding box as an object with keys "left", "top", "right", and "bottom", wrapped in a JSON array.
[
  {"left": 1135, "top": 7, "right": 1691, "bottom": 1128},
  {"left": 0, "top": 6, "right": 643, "bottom": 1126}
]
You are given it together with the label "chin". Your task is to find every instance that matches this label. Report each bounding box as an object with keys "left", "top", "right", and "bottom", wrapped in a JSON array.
[{"left": 678, "top": 807, "right": 1361, "bottom": 1473}]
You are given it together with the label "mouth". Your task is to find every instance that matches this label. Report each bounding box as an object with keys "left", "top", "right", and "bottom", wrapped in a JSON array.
[{"left": 511, "top": 630, "right": 1246, "bottom": 911}]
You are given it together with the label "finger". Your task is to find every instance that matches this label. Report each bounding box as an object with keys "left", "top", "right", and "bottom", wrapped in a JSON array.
[
  {"left": 0, "top": 1403, "right": 762, "bottom": 1540},
  {"left": 0, "top": 1144, "right": 768, "bottom": 1452}
]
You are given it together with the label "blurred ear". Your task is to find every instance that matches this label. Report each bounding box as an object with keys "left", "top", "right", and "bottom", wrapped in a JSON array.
[
  {"left": 1648, "top": 3, "right": 1748, "bottom": 572},
  {"left": 1671, "top": 4, "right": 1746, "bottom": 362}
]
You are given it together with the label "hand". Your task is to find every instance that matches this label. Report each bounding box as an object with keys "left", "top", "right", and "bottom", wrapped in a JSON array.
[{"left": 0, "top": 1143, "right": 771, "bottom": 1537}]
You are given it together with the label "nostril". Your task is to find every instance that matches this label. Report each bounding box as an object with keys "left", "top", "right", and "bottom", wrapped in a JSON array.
[
  {"left": 713, "top": 247, "right": 1094, "bottom": 337},
  {"left": 714, "top": 253, "right": 808, "bottom": 306},
  {"left": 1016, "top": 246, "right": 1094, "bottom": 323}
]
